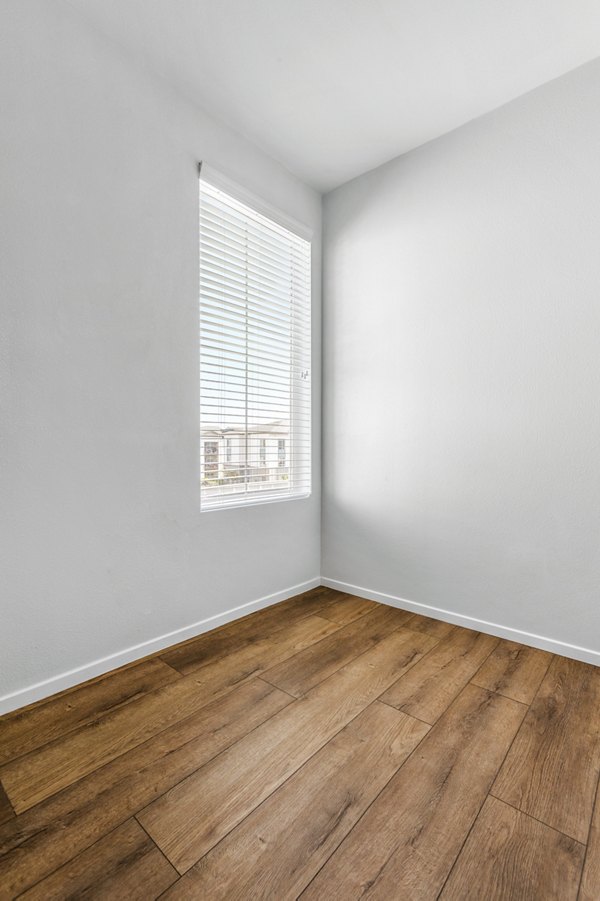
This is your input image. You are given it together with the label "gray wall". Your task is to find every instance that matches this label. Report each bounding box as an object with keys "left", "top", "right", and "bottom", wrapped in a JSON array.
[
  {"left": 322, "top": 58, "right": 600, "bottom": 655},
  {"left": 0, "top": 0, "right": 321, "bottom": 707}
]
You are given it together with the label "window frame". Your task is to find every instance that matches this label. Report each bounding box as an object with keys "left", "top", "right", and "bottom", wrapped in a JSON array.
[{"left": 198, "top": 163, "right": 312, "bottom": 513}]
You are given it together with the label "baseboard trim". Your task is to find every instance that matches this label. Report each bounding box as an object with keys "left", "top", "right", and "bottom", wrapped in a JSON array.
[
  {"left": 5, "top": 573, "right": 597, "bottom": 716},
  {"left": 321, "top": 577, "right": 600, "bottom": 667},
  {"left": 0, "top": 577, "right": 321, "bottom": 716}
]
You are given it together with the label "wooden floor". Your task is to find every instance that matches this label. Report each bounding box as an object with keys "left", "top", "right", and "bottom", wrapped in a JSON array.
[{"left": 1, "top": 587, "right": 600, "bottom": 899}]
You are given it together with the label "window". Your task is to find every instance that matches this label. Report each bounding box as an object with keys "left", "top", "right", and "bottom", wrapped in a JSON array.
[{"left": 199, "top": 167, "right": 311, "bottom": 510}]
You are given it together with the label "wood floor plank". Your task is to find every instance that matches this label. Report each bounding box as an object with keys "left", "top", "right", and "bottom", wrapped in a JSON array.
[
  {"left": 405, "top": 613, "right": 457, "bottom": 640},
  {"left": 19, "top": 818, "right": 178, "bottom": 901},
  {"left": 579, "top": 776, "right": 600, "bottom": 900},
  {"left": 154, "top": 614, "right": 338, "bottom": 700},
  {"left": 137, "top": 627, "right": 437, "bottom": 873},
  {"left": 301, "top": 684, "right": 526, "bottom": 901},
  {"left": 493, "top": 655, "right": 600, "bottom": 842},
  {"left": 440, "top": 796, "right": 584, "bottom": 900},
  {"left": 0, "top": 679, "right": 291, "bottom": 898},
  {"left": 0, "top": 658, "right": 180, "bottom": 766},
  {"left": 0, "top": 782, "right": 14, "bottom": 826},
  {"left": 471, "top": 639, "right": 553, "bottom": 704},
  {"left": 263, "top": 604, "right": 416, "bottom": 697},
  {"left": 162, "top": 701, "right": 428, "bottom": 901},
  {"left": 0, "top": 614, "right": 335, "bottom": 813},
  {"left": 160, "top": 586, "right": 337, "bottom": 673},
  {"left": 316, "top": 593, "right": 379, "bottom": 625},
  {"left": 379, "top": 628, "right": 498, "bottom": 723}
]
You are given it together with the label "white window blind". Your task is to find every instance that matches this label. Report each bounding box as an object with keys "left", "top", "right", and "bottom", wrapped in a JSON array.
[{"left": 199, "top": 170, "right": 311, "bottom": 511}]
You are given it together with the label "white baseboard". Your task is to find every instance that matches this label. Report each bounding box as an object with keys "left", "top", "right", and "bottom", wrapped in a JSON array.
[
  {"left": 0, "top": 577, "right": 321, "bottom": 716},
  {"left": 321, "top": 577, "right": 600, "bottom": 667},
  {"left": 5, "top": 572, "right": 597, "bottom": 717}
]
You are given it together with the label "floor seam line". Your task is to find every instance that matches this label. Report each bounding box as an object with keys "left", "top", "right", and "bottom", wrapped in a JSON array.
[
  {"left": 297, "top": 697, "right": 435, "bottom": 898},
  {"left": 134, "top": 813, "right": 181, "bottom": 876},
  {"left": 375, "top": 698, "right": 433, "bottom": 728},
  {"left": 435, "top": 690, "right": 532, "bottom": 899},
  {"left": 257, "top": 676, "right": 298, "bottom": 699},
  {"left": 487, "top": 793, "right": 588, "bottom": 846}
]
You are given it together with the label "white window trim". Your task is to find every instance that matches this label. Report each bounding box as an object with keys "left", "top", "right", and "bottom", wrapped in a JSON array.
[{"left": 199, "top": 162, "right": 313, "bottom": 243}]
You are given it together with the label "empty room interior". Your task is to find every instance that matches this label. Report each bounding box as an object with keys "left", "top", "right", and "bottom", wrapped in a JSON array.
[{"left": 4, "top": 1, "right": 600, "bottom": 898}]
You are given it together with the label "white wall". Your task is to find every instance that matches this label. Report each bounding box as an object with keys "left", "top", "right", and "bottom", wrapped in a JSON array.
[
  {"left": 0, "top": 0, "right": 321, "bottom": 709},
  {"left": 322, "top": 58, "right": 600, "bottom": 657}
]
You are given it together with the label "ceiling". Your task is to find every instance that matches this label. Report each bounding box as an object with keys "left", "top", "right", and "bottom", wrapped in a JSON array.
[{"left": 70, "top": 0, "right": 600, "bottom": 192}]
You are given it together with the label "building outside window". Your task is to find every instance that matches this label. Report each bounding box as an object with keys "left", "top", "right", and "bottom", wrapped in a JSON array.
[{"left": 203, "top": 441, "right": 219, "bottom": 478}]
